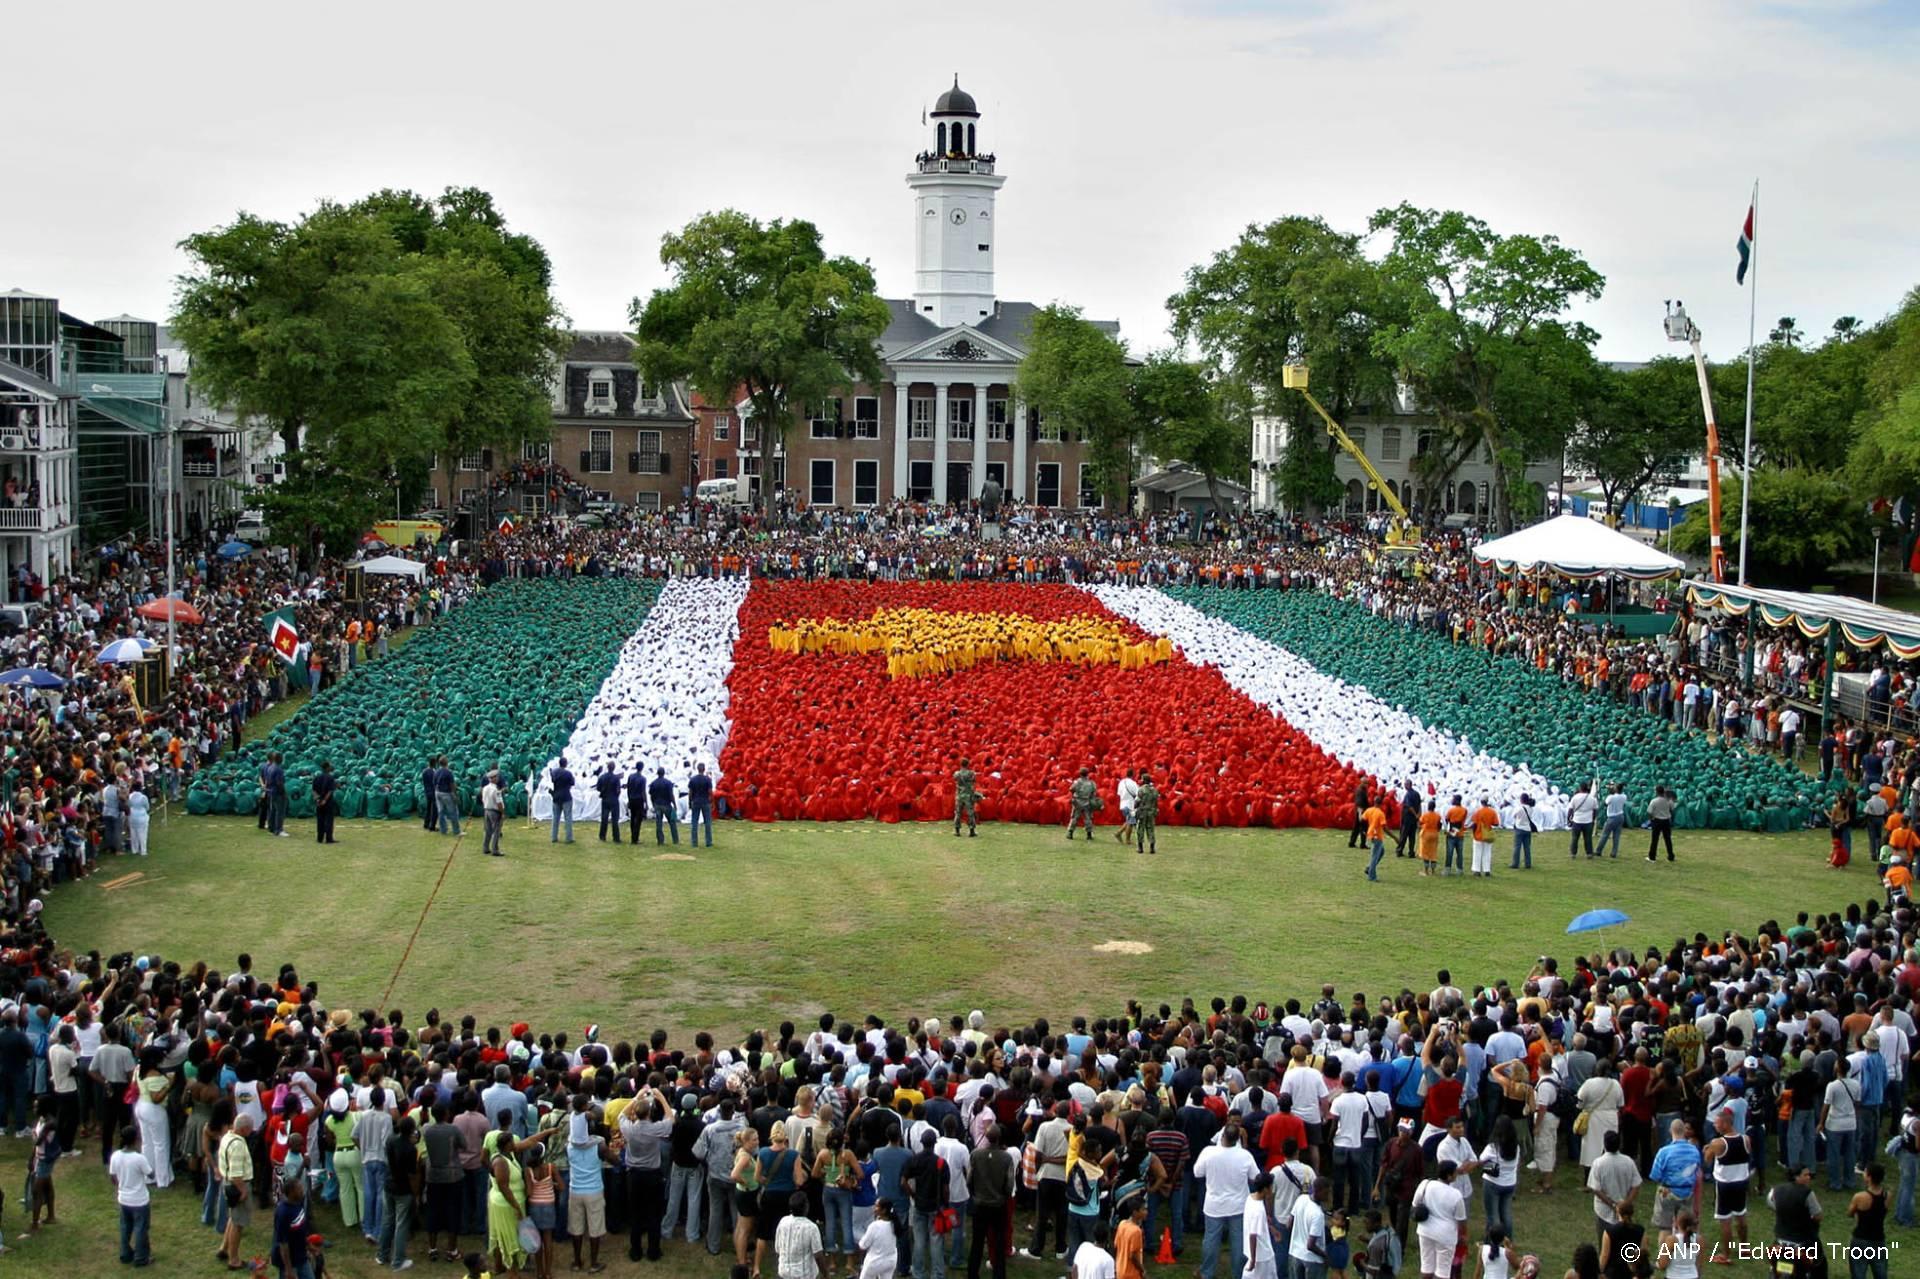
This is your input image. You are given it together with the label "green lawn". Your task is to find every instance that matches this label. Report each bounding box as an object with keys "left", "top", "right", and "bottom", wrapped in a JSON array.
[{"left": 13, "top": 814, "right": 1900, "bottom": 1276}]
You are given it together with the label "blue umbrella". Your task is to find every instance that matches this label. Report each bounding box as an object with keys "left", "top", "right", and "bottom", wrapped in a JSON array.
[
  {"left": 218, "top": 540, "right": 253, "bottom": 560},
  {"left": 0, "top": 666, "right": 66, "bottom": 688},
  {"left": 1567, "top": 908, "right": 1630, "bottom": 934},
  {"left": 97, "top": 637, "right": 152, "bottom": 663}
]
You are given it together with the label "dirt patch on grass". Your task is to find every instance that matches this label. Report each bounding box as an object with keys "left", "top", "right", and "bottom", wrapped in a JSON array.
[
  {"left": 653, "top": 853, "right": 697, "bottom": 862},
  {"left": 1092, "top": 940, "right": 1154, "bottom": 955}
]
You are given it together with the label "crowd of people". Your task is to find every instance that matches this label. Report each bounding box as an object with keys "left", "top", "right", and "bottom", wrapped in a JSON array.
[{"left": 2, "top": 883, "right": 1917, "bottom": 1278}]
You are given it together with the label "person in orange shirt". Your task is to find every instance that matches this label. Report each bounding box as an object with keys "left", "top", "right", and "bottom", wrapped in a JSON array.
[
  {"left": 1113, "top": 1192, "right": 1148, "bottom": 1279},
  {"left": 1889, "top": 822, "right": 1920, "bottom": 861},
  {"left": 1362, "top": 798, "right": 1390, "bottom": 881},
  {"left": 1885, "top": 856, "right": 1913, "bottom": 900},
  {"left": 1469, "top": 797, "right": 1501, "bottom": 877},
  {"left": 1443, "top": 796, "right": 1469, "bottom": 876},
  {"left": 1418, "top": 801, "right": 1443, "bottom": 877}
]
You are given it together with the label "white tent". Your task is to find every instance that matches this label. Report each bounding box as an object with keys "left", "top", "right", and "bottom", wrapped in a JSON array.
[
  {"left": 1471, "top": 513, "right": 1684, "bottom": 580},
  {"left": 354, "top": 554, "right": 428, "bottom": 580}
]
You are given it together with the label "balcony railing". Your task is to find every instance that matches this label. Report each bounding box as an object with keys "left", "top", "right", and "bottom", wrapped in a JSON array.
[
  {"left": 914, "top": 155, "right": 996, "bottom": 175},
  {"left": 0, "top": 505, "right": 57, "bottom": 532}
]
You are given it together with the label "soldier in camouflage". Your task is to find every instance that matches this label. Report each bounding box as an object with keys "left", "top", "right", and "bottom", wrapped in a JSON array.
[
  {"left": 953, "top": 758, "right": 980, "bottom": 837},
  {"left": 1133, "top": 773, "right": 1159, "bottom": 854},
  {"left": 1067, "top": 767, "right": 1100, "bottom": 840}
]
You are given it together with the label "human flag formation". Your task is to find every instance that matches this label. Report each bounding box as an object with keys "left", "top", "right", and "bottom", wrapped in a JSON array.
[{"left": 1736, "top": 201, "right": 1755, "bottom": 284}]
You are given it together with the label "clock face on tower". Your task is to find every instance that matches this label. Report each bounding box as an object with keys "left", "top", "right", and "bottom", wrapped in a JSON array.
[{"left": 949, "top": 208, "right": 968, "bottom": 225}]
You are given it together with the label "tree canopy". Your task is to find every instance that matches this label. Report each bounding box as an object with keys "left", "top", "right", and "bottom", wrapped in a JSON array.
[
  {"left": 1013, "top": 305, "right": 1137, "bottom": 506},
  {"left": 630, "top": 211, "right": 890, "bottom": 508},
  {"left": 171, "top": 186, "right": 565, "bottom": 553}
]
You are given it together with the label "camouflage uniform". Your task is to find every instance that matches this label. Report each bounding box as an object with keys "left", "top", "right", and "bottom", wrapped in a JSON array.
[
  {"left": 1068, "top": 775, "right": 1099, "bottom": 838},
  {"left": 953, "top": 767, "right": 979, "bottom": 835},
  {"left": 1134, "top": 780, "right": 1159, "bottom": 853}
]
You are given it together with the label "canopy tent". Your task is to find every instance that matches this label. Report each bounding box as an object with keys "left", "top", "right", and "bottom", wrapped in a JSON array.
[
  {"left": 1684, "top": 580, "right": 1920, "bottom": 661},
  {"left": 354, "top": 554, "right": 428, "bottom": 580},
  {"left": 1471, "top": 514, "right": 1684, "bottom": 580}
]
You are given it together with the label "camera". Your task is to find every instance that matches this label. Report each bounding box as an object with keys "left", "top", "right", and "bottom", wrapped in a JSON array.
[{"left": 108, "top": 951, "right": 134, "bottom": 971}]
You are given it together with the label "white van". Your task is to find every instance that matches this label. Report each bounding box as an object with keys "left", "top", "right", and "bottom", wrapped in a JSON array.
[
  {"left": 235, "top": 510, "right": 269, "bottom": 543},
  {"left": 696, "top": 477, "right": 747, "bottom": 506}
]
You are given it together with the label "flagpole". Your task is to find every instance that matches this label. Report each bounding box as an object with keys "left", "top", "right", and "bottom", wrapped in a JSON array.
[{"left": 1738, "top": 179, "right": 1758, "bottom": 585}]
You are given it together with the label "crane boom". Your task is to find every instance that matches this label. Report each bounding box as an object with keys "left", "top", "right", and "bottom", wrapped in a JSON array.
[
  {"left": 1665, "top": 305, "right": 1729, "bottom": 584},
  {"left": 1282, "top": 364, "right": 1417, "bottom": 546}
]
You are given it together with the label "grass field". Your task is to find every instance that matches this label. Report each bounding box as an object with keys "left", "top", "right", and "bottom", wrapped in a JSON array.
[{"left": 10, "top": 814, "right": 1899, "bottom": 1277}]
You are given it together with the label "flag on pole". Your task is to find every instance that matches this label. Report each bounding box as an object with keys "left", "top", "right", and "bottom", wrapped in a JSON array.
[
  {"left": 264, "top": 606, "right": 310, "bottom": 688},
  {"left": 1736, "top": 202, "right": 1755, "bottom": 284}
]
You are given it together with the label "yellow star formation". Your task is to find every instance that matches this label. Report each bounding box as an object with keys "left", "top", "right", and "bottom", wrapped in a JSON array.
[{"left": 768, "top": 608, "right": 1173, "bottom": 679}]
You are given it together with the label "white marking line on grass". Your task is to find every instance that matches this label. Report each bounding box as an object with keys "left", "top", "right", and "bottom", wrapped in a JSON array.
[
  {"left": 1093, "top": 940, "right": 1154, "bottom": 954},
  {"left": 1082, "top": 585, "right": 1564, "bottom": 828},
  {"left": 534, "top": 577, "right": 750, "bottom": 822}
]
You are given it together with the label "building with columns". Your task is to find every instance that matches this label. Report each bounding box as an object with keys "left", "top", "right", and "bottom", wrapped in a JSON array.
[{"left": 743, "top": 77, "right": 1117, "bottom": 511}]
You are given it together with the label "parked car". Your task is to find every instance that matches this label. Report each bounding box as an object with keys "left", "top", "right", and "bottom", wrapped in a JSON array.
[
  {"left": 234, "top": 510, "right": 270, "bottom": 543},
  {"left": 0, "top": 602, "right": 42, "bottom": 634}
]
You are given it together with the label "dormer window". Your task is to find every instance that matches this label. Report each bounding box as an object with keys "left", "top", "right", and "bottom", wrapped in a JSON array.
[{"left": 587, "top": 367, "right": 615, "bottom": 415}]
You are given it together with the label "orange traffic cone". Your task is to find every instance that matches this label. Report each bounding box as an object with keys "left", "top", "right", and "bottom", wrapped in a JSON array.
[{"left": 1155, "top": 1227, "right": 1176, "bottom": 1265}]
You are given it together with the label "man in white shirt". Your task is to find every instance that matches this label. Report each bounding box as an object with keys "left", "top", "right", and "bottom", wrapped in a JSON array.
[
  {"left": 1327, "top": 1080, "right": 1372, "bottom": 1213},
  {"left": 481, "top": 770, "right": 506, "bottom": 856},
  {"left": 1435, "top": 1117, "right": 1479, "bottom": 1198},
  {"left": 1568, "top": 783, "right": 1599, "bottom": 858},
  {"left": 1287, "top": 1170, "right": 1329, "bottom": 1279},
  {"left": 1115, "top": 771, "right": 1140, "bottom": 846},
  {"left": 1243, "top": 1174, "right": 1280, "bottom": 1279},
  {"left": 1193, "top": 1125, "right": 1259, "bottom": 1279},
  {"left": 109, "top": 1124, "right": 155, "bottom": 1266},
  {"left": 773, "top": 1191, "right": 825, "bottom": 1279},
  {"left": 1414, "top": 1161, "right": 1468, "bottom": 1279},
  {"left": 1072, "top": 1224, "right": 1116, "bottom": 1279}
]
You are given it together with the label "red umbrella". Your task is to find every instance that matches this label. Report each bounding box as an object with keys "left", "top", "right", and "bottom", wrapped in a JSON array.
[{"left": 135, "top": 598, "right": 203, "bottom": 625}]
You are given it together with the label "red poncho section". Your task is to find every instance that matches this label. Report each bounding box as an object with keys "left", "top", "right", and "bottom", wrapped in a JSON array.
[{"left": 718, "top": 581, "right": 1369, "bottom": 827}]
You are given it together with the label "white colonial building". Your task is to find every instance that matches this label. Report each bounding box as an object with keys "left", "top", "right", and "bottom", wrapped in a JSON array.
[{"left": 738, "top": 77, "right": 1115, "bottom": 511}]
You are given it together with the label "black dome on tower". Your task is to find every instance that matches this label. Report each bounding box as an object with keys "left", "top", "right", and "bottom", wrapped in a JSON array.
[{"left": 932, "top": 75, "right": 978, "bottom": 117}]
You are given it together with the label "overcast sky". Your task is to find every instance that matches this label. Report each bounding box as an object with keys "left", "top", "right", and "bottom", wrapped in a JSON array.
[{"left": 9, "top": 0, "right": 1917, "bottom": 365}]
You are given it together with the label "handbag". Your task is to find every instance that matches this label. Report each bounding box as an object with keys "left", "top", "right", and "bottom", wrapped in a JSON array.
[
  {"left": 1573, "top": 1110, "right": 1591, "bottom": 1136},
  {"left": 517, "top": 1216, "right": 542, "bottom": 1254}
]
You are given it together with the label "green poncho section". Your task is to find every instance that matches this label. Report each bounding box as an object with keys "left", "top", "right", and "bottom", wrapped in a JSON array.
[
  {"left": 190, "top": 577, "right": 661, "bottom": 817},
  {"left": 1165, "top": 587, "right": 1833, "bottom": 831}
]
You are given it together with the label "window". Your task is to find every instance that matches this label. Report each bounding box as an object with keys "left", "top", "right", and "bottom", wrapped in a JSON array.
[
  {"left": 636, "top": 430, "right": 661, "bottom": 474},
  {"left": 711, "top": 457, "right": 729, "bottom": 479},
  {"left": 742, "top": 454, "right": 761, "bottom": 477},
  {"left": 742, "top": 419, "right": 759, "bottom": 447},
  {"left": 948, "top": 397, "right": 973, "bottom": 442},
  {"left": 854, "top": 396, "right": 879, "bottom": 439},
  {"left": 985, "top": 399, "right": 1009, "bottom": 441},
  {"left": 810, "top": 398, "right": 843, "bottom": 439},
  {"left": 909, "top": 397, "right": 934, "bottom": 440},
  {"left": 520, "top": 493, "right": 546, "bottom": 515},
  {"left": 459, "top": 452, "right": 485, "bottom": 471},
  {"left": 909, "top": 460, "right": 934, "bottom": 501},
  {"left": 638, "top": 380, "right": 661, "bottom": 408},
  {"left": 853, "top": 459, "right": 878, "bottom": 507},
  {"left": 1034, "top": 409, "right": 1061, "bottom": 443},
  {"left": 590, "top": 379, "right": 612, "bottom": 403},
  {"left": 588, "top": 428, "right": 612, "bottom": 473},
  {"left": 458, "top": 487, "right": 478, "bottom": 507},
  {"left": 635, "top": 492, "right": 661, "bottom": 511},
  {"left": 522, "top": 441, "right": 549, "bottom": 462},
  {"left": 1349, "top": 426, "right": 1366, "bottom": 452},
  {"left": 1379, "top": 427, "right": 1401, "bottom": 461},
  {"left": 1036, "top": 462, "right": 1061, "bottom": 507},
  {"left": 588, "top": 368, "right": 614, "bottom": 411},
  {"left": 810, "top": 458, "right": 835, "bottom": 506},
  {"left": 1077, "top": 463, "right": 1099, "bottom": 508},
  {"left": 711, "top": 413, "right": 730, "bottom": 441}
]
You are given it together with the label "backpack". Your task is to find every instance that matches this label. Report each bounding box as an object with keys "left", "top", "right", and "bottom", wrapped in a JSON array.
[{"left": 1065, "top": 1160, "right": 1094, "bottom": 1207}]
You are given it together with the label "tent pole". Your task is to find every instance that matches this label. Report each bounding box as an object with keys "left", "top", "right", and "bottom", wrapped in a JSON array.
[
  {"left": 1741, "top": 609, "right": 1755, "bottom": 692},
  {"left": 1818, "top": 623, "right": 1838, "bottom": 733}
]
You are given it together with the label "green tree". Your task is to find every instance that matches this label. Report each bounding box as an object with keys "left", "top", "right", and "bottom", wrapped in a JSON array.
[
  {"left": 1130, "top": 354, "right": 1249, "bottom": 513},
  {"left": 1367, "top": 203, "right": 1605, "bottom": 531},
  {"left": 1831, "top": 315, "right": 1862, "bottom": 341},
  {"left": 1569, "top": 358, "right": 1699, "bottom": 518},
  {"left": 1013, "top": 305, "right": 1136, "bottom": 506},
  {"left": 172, "top": 187, "right": 566, "bottom": 536},
  {"left": 1671, "top": 466, "right": 1868, "bottom": 586},
  {"left": 1849, "top": 288, "right": 1920, "bottom": 505},
  {"left": 1769, "top": 316, "right": 1804, "bottom": 346},
  {"left": 630, "top": 211, "right": 890, "bottom": 510},
  {"left": 1167, "top": 216, "right": 1399, "bottom": 513}
]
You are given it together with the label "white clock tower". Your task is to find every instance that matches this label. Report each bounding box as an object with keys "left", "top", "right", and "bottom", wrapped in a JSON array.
[{"left": 907, "top": 76, "right": 1006, "bottom": 328}]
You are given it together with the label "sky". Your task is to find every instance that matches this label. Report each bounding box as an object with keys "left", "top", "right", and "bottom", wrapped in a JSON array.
[{"left": 8, "top": 0, "right": 1918, "bottom": 365}]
